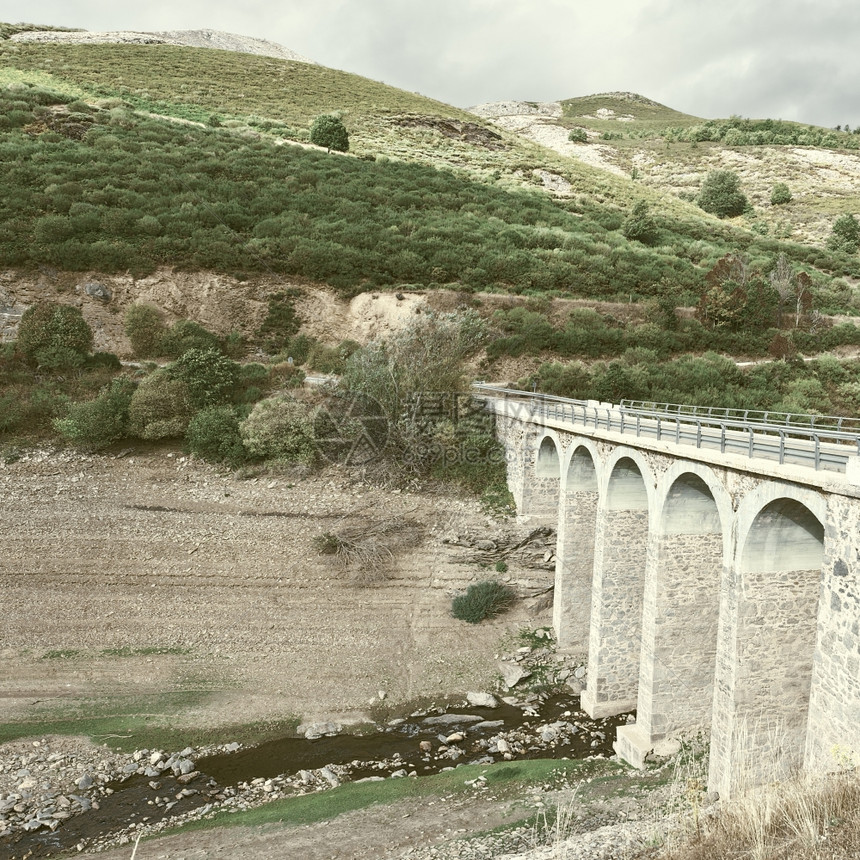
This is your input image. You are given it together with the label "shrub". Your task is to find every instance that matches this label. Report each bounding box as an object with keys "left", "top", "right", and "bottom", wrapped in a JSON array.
[
  {"left": 159, "top": 319, "right": 221, "bottom": 359},
  {"left": 567, "top": 127, "right": 587, "bottom": 143},
  {"left": 827, "top": 214, "right": 860, "bottom": 255},
  {"left": 771, "top": 182, "right": 792, "bottom": 205},
  {"left": 17, "top": 302, "right": 93, "bottom": 368},
  {"left": 282, "top": 333, "right": 315, "bottom": 365},
  {"left": 185, "top": 406, "right": 248, "bottom": 467},
  {"left": 221, "top": 331, "right": 246, "bottom": 359},
  {"left": 86, "top": 352, "right": 122, "bottom": 370},
  {"left": 168, "top": 348, "right": 239, "bottom": 409},
  {"left": 452, "top": 580, "right": 516, "bottom": 623},
  {"left": 257, "top": 291, "right": 302, "bottom": 354},
  {"left": 309, "top": 114, "right": 349, "bottom": 152},
  {"left": 239, "top": 395, "right": 316, "bottom": 463},
  {"left": 128, "top": 370, "right": 193, "bottom": 439},
  {"left": 124, "top": 304, "right": 167, "bottom": 357},
  {"left": 307, "top": 339, "right": 359, "bottom": 374},
  {"left": 53, "top": 378, "right": 134, "bottom": 449},
  {"left": 697, "top": 170, "right": 748, "bottom": 218},
  {"left": 622, "top": 200, "right": 659, "bottom": 245},
  {"left": 312, "top": 532, "right": 342, "bottom": 554}
]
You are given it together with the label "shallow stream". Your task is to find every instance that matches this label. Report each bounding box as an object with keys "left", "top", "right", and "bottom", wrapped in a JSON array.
[{"left": 0, "top": 694, "right": 630, "bottom": 859}]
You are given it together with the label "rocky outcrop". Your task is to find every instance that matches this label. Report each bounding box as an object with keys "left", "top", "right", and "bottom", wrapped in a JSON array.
[{"left": 9, "top": 28, "right": 315, "bottom": 64}]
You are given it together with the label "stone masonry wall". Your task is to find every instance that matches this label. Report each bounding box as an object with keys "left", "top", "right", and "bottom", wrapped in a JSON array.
[
  {"left": 583, "top": 508, "right": 648, "bottom": 715},
  {"left": 637, "top": 533, "right": 723, "bottom": 741},
  {"left": 730, "top": 566, "right": 821, "bottom": 788},
  {"left": 806, "top": 496, "right": 860, "bottom": 772},
  {"left": 553, "top": 490, "right": 598, "bottom": 651}
]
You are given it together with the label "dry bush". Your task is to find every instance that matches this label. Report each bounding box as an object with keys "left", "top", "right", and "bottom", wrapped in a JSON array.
[{"left": 313, "top": 515, "right": 423, "bottom": 585}]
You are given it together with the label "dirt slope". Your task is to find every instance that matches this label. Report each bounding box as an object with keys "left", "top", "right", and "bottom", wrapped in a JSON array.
[{"left": 0, "top": 449, "right": 554, "bottom": 734}]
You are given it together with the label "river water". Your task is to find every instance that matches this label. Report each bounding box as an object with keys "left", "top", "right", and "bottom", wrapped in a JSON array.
[{"left": 0, "top": 694, "right": 631, "bottom": 859}]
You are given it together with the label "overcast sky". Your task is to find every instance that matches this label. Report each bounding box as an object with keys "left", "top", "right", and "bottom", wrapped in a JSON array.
[{"left": 7, "top": 0, "right": 860, "bottom": 128}]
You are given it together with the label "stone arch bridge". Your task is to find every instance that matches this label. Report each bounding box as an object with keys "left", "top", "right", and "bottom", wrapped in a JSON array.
[{"left": 476, "top": 386, "right": 860, "bottom": 798}]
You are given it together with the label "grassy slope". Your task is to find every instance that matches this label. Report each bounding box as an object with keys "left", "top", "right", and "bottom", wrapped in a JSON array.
[{"left": 1, "top": 39, "right": 858, "bottom": 298}]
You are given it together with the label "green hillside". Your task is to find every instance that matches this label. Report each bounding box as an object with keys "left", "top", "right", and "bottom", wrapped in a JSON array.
[
  {"left": 561, "top": 91, "right": 701, "bottom": 134},
  {"left": 0, "top": 41, "right": 476, "bottom": 137},
  {"left": 4, "top": 30, "right": 860, "bottom": 437}
]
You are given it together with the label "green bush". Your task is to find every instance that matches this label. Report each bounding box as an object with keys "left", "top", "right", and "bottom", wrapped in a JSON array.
[
  {"left": 168, "top": 347, "right": 239, "bottom": 409},
  {"left": 567, "top": 127, "right": 587, "bottom": 143},
  {"left": 622, "top": 200, "right": 659, "bottom": 246},
  {"left": 697, "top": 170, "right": 748, "bottom": 218},
  {"left": 239, "top": 395, "right": 316, "bottom": 463},
  {"left": 124, "top": 304, "right": 168, "bottom": 357},
  {"left": 309, "top": 114, "right": 349, "bottom": 152},
  {"left": 128, "top": 370, "right": 193, "bottom": 439},
  {"left": 86, "top": 352, "right": 122, "bottom": 370},
  {"left": 770, "top": 182, "right": 792, "bottom": 206},
  {"left": 827, "top": 214, "right": 860, "bottom": 255},
  {"left": 282, "top": 334, "right": 316, "bottom": 365},
  {"left": 306, "top": 339, "right": 359, "bottom": 374},
  {"left": 160, "top": 319, "right": 220, "bottom": 358},
  {"left": 452, "top": 580, "right": 516, "bottom": 623},
  {"left": 53, "top": 378, "right": 134, "bottom": 449},
  {"left": 257, "top": 291, "right": 302, "bottom": 354},
  {"left": 185, "top": 405, "right": 248, "bottom": 467},
  {"left": 17, "top": 302, "right": 93, "bottom": 368}
]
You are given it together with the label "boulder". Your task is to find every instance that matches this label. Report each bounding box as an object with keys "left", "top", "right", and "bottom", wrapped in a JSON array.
[
  {"left": 498, "top": 661, "right": 530, "bottom": 689},
  {"left": 466, "top": 691, "right": 499, "bottom": 709},
  {"left": 83, "top": 281, "right": 111, "bottom": 302}
]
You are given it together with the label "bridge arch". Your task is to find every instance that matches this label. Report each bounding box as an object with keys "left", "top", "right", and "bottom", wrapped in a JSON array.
[
  {"left": 617, "top": 463, "right": 731, "bottom": 766},
  {"left": 583, "top": 448, "right": 653, "bottom": 718},
  {"left": 519, "top": 431, "right": 562, "bottom": 524},
  {"left": 710, "top": 484, "right": 826, "bottom": 796},
  {"left": 535, "top": 433, "right": 562, "bottom": 478},
  {"left": 553, "top": 441, "right": 601, "bottom": 650}
]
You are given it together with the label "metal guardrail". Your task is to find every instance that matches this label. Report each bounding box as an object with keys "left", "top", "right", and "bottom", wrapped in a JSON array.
[
  {"left": 620, "top": 399, "right": 860, "bottom": 434},
  {"left": 472, "top": 384, "right": 860, "bottom": 473}
]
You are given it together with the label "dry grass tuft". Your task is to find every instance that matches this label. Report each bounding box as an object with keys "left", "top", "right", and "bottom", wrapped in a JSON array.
[{"left": 659, "top": 770, "right": 860, "bottom": 860}]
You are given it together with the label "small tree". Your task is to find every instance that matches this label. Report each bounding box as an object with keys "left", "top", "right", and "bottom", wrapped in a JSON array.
[
  {"left": 697, "top": 170, "right": 748, "bottom": 218},
  {"left": 309, "top": 114, "right": 349, "bottom": 152},
  {"left": 827, "top": 214, "right": 860, "bottom": 254},
  {"left": 770, "top": 182, "right": 792, "bottom": 205},
  {"left": 17, "top": 301, "right": 93, "bottom": 368},
  {"left": 622, "top": 200, "right": 659, "bottom": 245}
]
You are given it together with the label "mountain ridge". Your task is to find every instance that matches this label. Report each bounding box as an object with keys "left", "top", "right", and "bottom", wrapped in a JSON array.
[{"left": 8, "top": 26, "right": 315, "bottom": 64}]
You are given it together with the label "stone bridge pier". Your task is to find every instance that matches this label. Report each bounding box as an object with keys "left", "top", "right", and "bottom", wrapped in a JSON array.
[{"left": 493, "top": 403, "right": 860, "bottom": 798}]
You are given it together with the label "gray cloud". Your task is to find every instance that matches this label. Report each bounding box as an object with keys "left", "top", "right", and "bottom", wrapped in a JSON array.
[{"left": 9, "top": 0, "right": 860, "bottom": 127}]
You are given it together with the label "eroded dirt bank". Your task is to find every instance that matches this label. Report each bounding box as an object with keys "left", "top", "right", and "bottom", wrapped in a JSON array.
[{"left": 0, "top": 448, "right": 557, "bottom": 732}]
